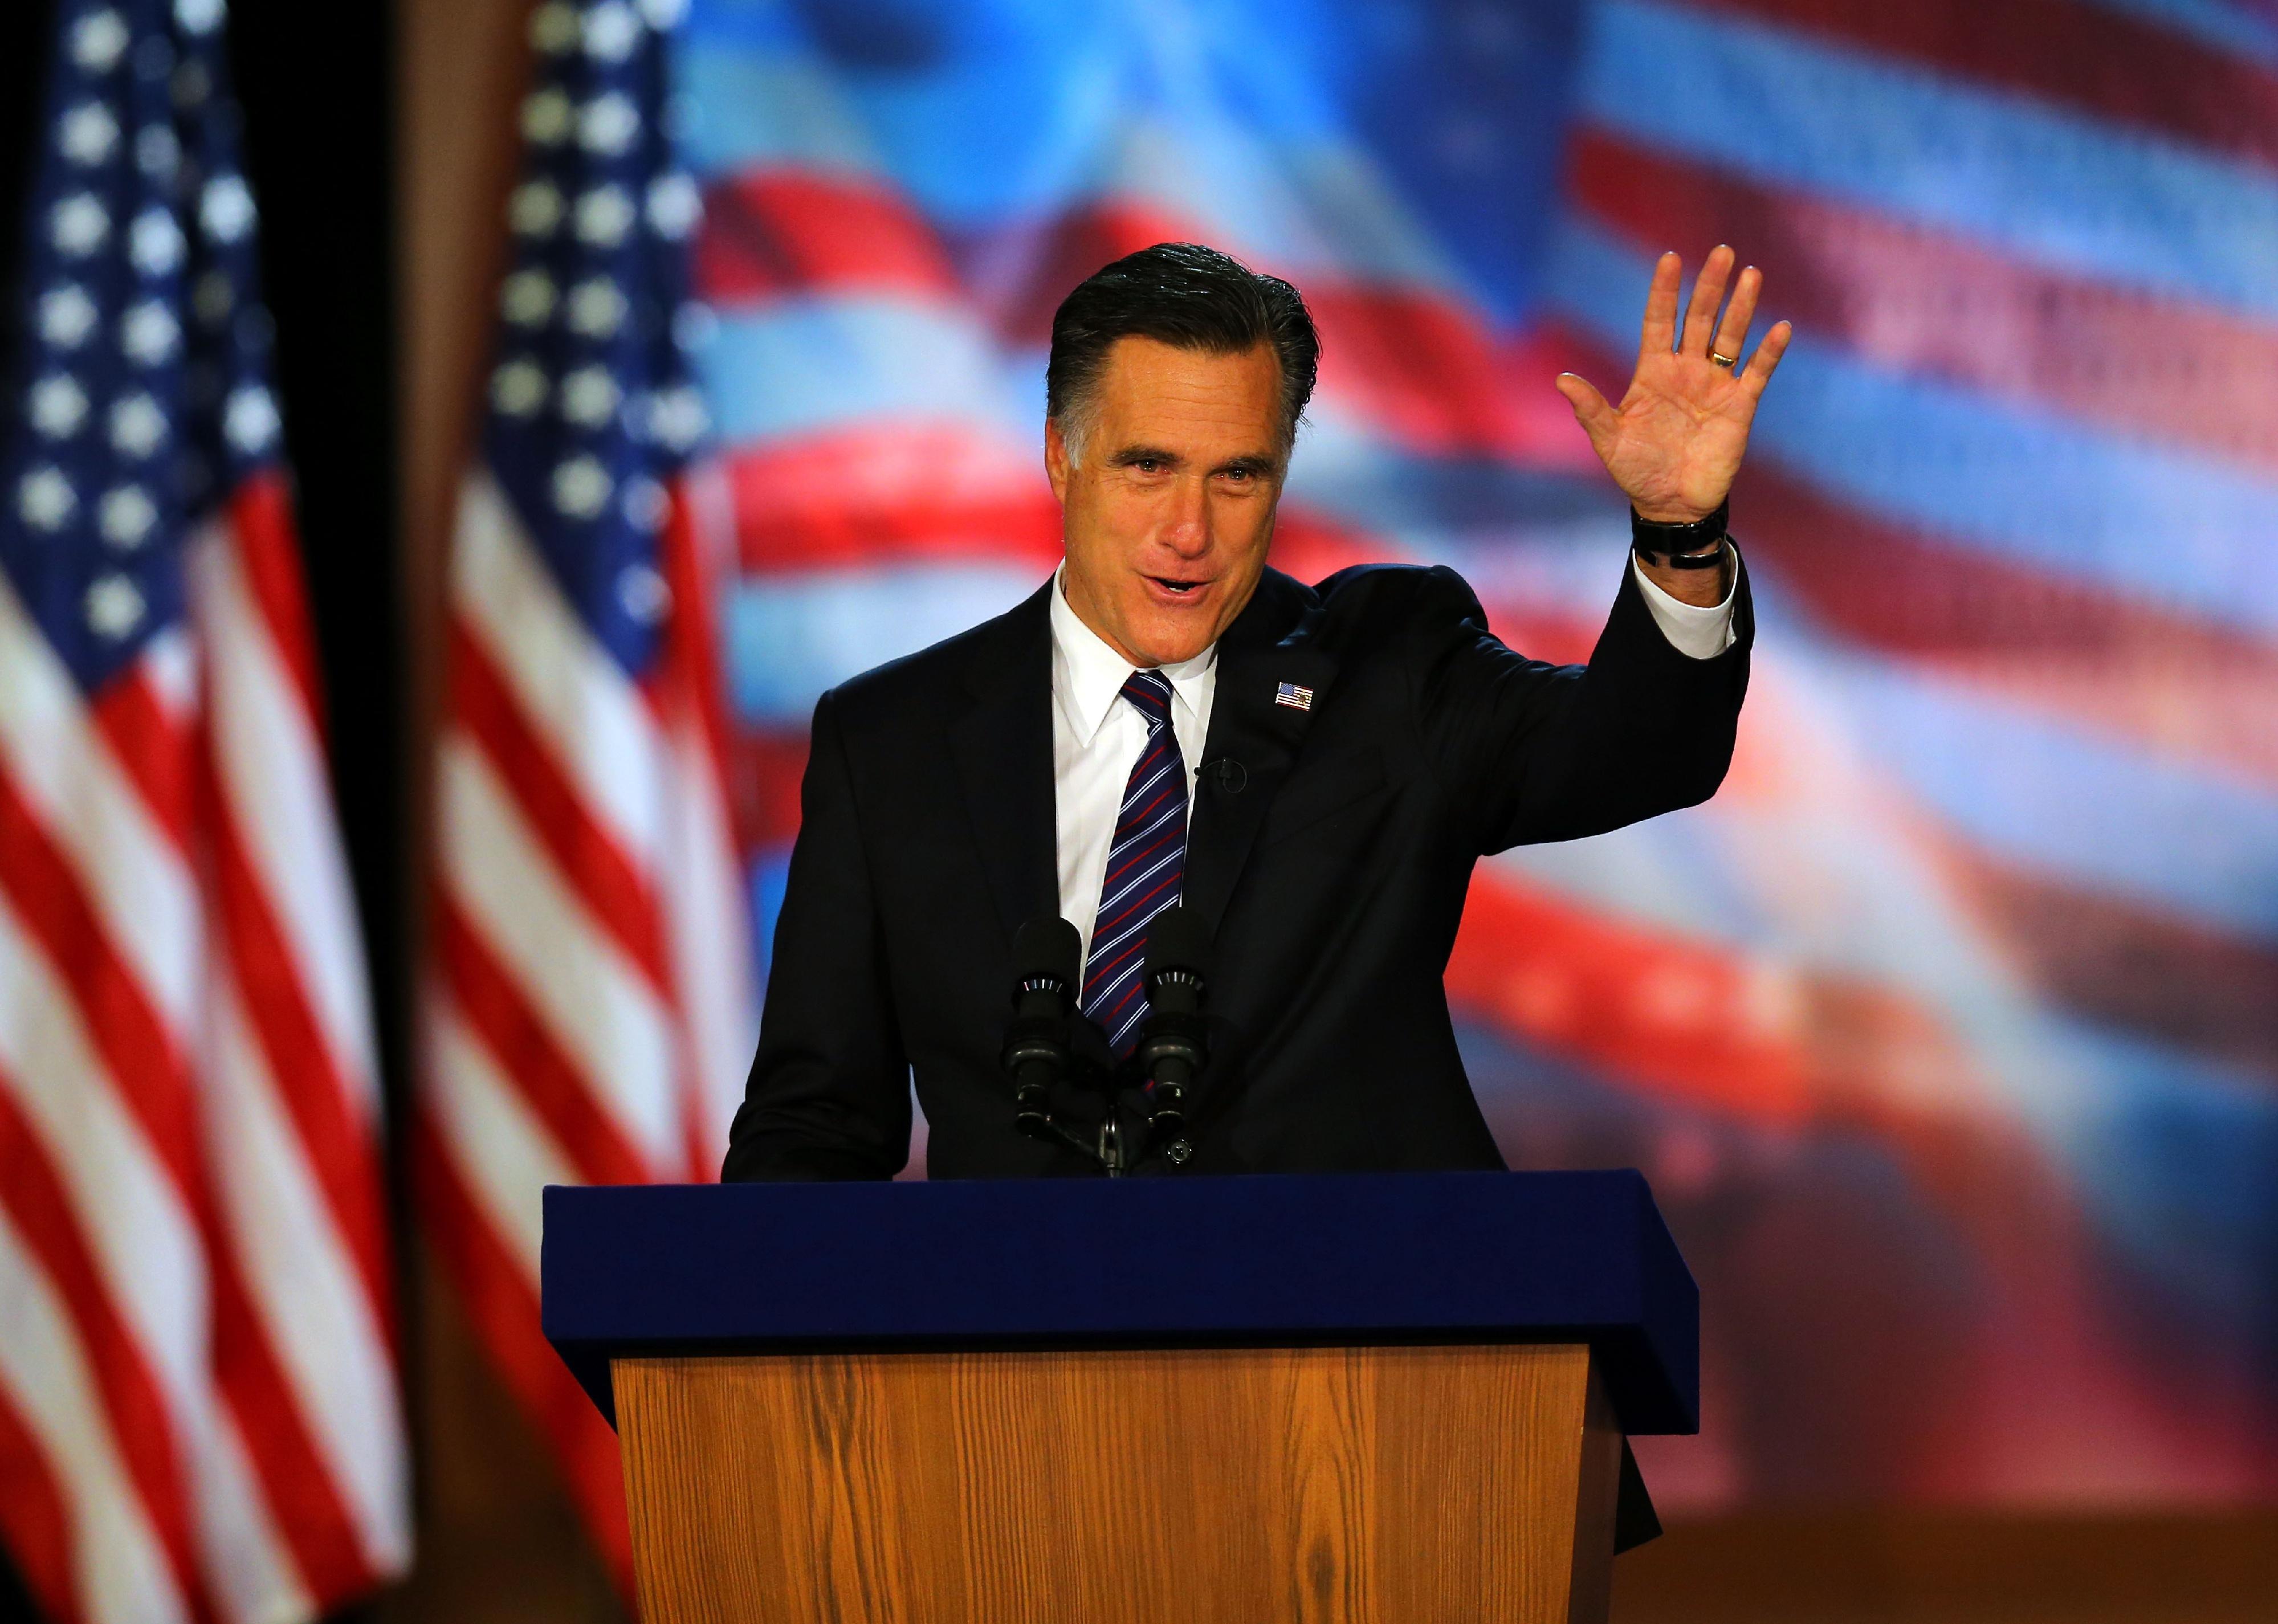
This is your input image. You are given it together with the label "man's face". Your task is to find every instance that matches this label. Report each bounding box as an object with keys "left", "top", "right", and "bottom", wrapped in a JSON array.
[{"left": 1046, "top": 335, "right": 1286, "bottom": 668}]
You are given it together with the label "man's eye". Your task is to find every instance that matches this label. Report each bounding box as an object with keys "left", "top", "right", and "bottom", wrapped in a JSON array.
[
  {"left": 1134, "top": 459, "right": 1161, "bottom": 474},
  {"left": 1225, "top": 466, "right": 1251, "bottom": 483}
]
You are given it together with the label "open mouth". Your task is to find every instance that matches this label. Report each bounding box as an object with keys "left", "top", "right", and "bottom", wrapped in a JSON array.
[{"left": 1147, "top": 575, "right": 1207, "bottom": 597}]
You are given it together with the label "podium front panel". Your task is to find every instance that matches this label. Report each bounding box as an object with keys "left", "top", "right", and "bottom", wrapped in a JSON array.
[{"left": 614, "top": 1342, "right": 1621, "bottom": 1624}]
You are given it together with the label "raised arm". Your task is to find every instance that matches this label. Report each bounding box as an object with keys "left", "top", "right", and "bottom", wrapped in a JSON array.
[
  {"left": 1411, "top": 562, "right": 1750, "bottom": 855},
  {"left": 1400, "top": 245, "right": 1780, "bottom": 848}
]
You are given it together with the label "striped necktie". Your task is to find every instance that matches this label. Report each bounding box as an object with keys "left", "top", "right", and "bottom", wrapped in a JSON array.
[{"left": 1082, "top": 669, "right": 1188, "bottom": 1055}]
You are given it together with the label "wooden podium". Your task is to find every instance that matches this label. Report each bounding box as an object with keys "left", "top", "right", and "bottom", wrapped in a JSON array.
[{"left": 543, "top": 1171, "right": 1697, "bottom": 1624}]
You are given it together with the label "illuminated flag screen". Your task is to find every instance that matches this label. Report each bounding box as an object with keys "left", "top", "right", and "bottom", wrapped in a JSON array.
[{"left": 678, "top": 0, "right": 2278, "bottom": 1508}]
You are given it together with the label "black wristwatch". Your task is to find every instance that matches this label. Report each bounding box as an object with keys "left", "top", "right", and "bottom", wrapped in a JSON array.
[{"left": 1631, "top": 500, "right": 1729, "bottom": 569}]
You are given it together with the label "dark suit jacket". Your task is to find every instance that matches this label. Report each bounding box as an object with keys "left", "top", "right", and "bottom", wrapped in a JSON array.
[{"left": 722, "top": 558, "right": 1753, "bottom": 1182}]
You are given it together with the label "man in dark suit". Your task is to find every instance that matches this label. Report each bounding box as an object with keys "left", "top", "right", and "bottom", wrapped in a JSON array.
[{"left": 724, "top": 240, "right": 1789, "bottom": 1181}]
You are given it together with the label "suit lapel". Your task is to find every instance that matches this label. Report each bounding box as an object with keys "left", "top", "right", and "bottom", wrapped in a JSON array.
[
  {"left": 952, "top": 581, "right": 1059, "bottom": 948},
  {"left": 1183, "top": 570, "right": 1335, "bottom": 941}
]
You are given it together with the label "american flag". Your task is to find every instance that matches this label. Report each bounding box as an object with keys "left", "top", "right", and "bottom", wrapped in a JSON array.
[
  {"left": 0, "top": 1, "right": 408, "bottom": 1620},
  {"left": 418, "top": 0, "right": 755, "bottom": 1586}
]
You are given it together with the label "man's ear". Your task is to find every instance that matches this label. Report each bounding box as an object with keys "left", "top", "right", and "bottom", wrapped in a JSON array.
[{"left": 1044, "top": 418, "right": 1070, "bottom": 506}]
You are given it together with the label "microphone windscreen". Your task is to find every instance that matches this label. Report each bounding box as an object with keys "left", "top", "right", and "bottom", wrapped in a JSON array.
[
  {"left": 1143, "top": 904, "right": 1212, "bottom": 984},
  {"left": 1013, "top": 915, "right": 1082, "bottom": 990}
]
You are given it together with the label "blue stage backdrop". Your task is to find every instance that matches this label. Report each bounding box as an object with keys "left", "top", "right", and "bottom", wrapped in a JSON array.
[{"left": 672, "top": 0, "right": 2278, "bottom": 1508}]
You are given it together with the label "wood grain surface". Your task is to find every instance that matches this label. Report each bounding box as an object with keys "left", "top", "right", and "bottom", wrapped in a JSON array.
[{"left": 614, "top": 1343, "right": 1618, "bottom": 1624}]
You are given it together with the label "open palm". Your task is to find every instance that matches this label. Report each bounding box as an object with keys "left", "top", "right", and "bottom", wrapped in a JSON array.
[{"left": 1555, "top": 246, "right": 1791, "bottom": 524}]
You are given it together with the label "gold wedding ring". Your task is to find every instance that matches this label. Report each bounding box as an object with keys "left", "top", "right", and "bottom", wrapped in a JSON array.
[{"left": 1709, "top": 349, "right": 1738, "bottom": 369}]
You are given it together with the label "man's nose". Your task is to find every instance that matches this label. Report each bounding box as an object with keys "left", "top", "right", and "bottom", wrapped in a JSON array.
[{"left": 1159, "top": 475, "right": 1212, "bottom": 555}]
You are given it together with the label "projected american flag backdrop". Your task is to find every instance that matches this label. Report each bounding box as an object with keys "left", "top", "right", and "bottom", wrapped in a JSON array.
[
  {"left": 0, "top": 1, "right": 409, "bottom": 1619},
  {"left": 678, "top": 0, "right": 2278, "bottom": 1509},
  {"left": 419, "top": 0, "right": 756, "bottom": 1586}
]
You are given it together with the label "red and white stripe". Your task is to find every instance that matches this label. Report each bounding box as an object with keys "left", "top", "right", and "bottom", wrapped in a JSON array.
[
  {"left": 0, "top": 472, "right": 409, "bottom": 1624},
  {"left": 419, "top": 469, "right": 757, "bottom": 1588}
]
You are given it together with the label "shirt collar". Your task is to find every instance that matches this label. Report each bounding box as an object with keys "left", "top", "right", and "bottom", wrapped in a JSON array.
[{"left": 1049, "top": 563, "right": 1217, "bottom": 747}]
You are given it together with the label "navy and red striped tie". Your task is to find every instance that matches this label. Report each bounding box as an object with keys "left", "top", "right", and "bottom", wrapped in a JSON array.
[{"left": 1082, "top": 670, "right": 1188, "bottom": 1055}]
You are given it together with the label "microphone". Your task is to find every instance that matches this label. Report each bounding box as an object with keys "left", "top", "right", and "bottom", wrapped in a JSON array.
[
  {"left": 1002, "top": 916, "right": 1081, "bottom": 1140},
  {"left": 1136, "top": 905, "right": 1211, "bottom": 1142},
  {"left": 1202, "top": 757, "right": 1248, "bottom": 794}
]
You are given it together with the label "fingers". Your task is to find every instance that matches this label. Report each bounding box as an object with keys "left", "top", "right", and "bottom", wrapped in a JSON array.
[
  {"left": 1712, "top": 264, "right": 1762, "bottom": 365},
  {"left": 1637, "top": 251, "right": 1680, "bottom": 362},
  {"left": 1554, "top": 372, "right": 1617, "bottom": 452},
  {"left": 1635, "top": 246, "right": 1788, "bottom": 400},
  {"left": 1740, "top": 320, "right": 1794, "bottom": 399},
  {"left": 1679, "top": 243, "right": 1735, "bottom": 358}
]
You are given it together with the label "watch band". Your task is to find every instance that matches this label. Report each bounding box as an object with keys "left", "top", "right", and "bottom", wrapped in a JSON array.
[
  {"left": 1642, "top": 539, "right": 1728, "bottom": 570},
  {"left": 1631, "top": 499, "right": 1729, "bottom": 568}
]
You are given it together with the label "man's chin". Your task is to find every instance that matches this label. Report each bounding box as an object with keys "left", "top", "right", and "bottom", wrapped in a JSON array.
[
  {"left": 1123, "top": 573, "right": 1252, "bottom": 663},
  {"left": 1123, "top": 609, "right": 1222, "bottom": 668}
]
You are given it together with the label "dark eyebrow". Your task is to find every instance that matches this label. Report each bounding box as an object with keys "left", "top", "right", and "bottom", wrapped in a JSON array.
[
  {"left": 1106, "top": 444, "right": 1279, "bottom": 477},
  {"left": 1108, "top": 443, "right": 1183, "bottom": 467}
]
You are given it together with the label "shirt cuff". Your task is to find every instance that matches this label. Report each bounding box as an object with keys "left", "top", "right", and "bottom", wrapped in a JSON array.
[{"left": 1631, "top": 545, "right": 1739, "bottom": 660}]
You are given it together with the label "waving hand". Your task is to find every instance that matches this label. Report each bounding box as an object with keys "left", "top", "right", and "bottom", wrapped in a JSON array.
[{"left": 1554, "top": 246, "right": 1791, "bottom": 525}]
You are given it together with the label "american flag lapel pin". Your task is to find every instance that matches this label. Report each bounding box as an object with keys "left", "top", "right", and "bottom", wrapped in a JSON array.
[{"left": 1274, "top": 681, "right": 1314, "bottom": 712}]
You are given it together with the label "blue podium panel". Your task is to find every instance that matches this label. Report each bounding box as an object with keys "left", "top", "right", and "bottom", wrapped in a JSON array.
[{"left": 541, "top": 1169, "right": 1698, "bottom": 1435}]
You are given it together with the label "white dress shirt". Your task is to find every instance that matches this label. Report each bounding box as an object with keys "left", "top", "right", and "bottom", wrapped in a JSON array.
[{"left": 1049, "top": 553, "right": 1737, "bottom": 968}]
